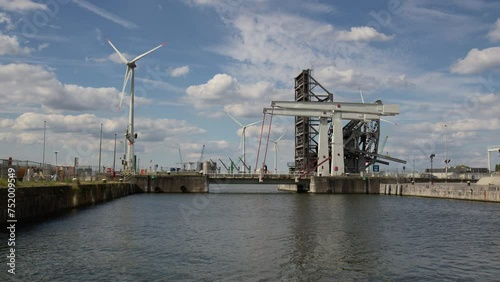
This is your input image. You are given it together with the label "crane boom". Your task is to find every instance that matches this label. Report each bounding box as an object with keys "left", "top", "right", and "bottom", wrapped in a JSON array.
[{"left": 218, "top": 159, "right": 229, "bottom": 171}]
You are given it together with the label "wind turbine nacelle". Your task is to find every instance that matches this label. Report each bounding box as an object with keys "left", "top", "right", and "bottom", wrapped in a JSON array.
[{"left": 134, "top": 133, "right": 138, "bottom": 139}]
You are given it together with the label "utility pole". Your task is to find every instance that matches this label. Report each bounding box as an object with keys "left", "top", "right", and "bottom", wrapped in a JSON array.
[
  {"left": 113, "top": 133, "right": 117, "bottom": 174},
  {"left": 42, "top": 120, "right": 46, "bottom": 172},
  {"left": 98, "top": 123, "right": 103, "bottom": 173},
  {"left": 430, "top": 154, "right": 435, "bottom": 185},
  {"left": 444, "top": 124, "right": 448, "bottom": 183}
]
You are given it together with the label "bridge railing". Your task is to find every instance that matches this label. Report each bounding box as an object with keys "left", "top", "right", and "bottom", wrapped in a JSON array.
[{"left": 205, "top": 171, "right": 314, "bottom": 180}]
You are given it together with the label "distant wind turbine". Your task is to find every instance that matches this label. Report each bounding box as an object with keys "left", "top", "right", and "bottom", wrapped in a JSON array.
[
  {"left": 271, "top": 133, "right": 285, "bottom": 174},
  {"left": 107, "top": 38, "right": 165, "bottom": 172},
  {"left": 226, "top": 112, "right": 261, "bottom": 173},
  {"left": 359, "top": 87, "right": 399, "bottom": 126}
]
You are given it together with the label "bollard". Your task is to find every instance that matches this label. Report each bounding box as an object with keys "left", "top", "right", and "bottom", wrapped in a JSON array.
[{"left": 467, "top": 181, "right": 471, "bottom": 186}]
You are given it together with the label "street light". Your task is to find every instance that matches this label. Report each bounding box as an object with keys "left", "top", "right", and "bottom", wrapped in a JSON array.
[
  {"left": 430, "top": 153, "right": 435, "bottom": 184},
  {"left": 42, "top": 120, "right": 46, "bottom": 172},
  {"left": 54, "top": 151, "right": 59, "bottom": 181},
  {"left": 444, "top": 124, "right": 451, "bottom": 182},
  {"left": 444, "top": 159, "right": 451, "bottom": 182},
  {"left": 113, "top": 133, "right": 117, "bottom": 175},
  {"left": 98, "top": 123, "right": 103, "bottom": 174}
]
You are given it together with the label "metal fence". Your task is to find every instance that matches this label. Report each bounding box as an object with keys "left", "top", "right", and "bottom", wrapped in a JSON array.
[{"left": 0, "top": 158, "right": 121, "bottom": 182}]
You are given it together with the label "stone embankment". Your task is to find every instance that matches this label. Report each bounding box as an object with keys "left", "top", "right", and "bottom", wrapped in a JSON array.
[
  {"left": 0, "top": 183, "right": 140, "bottom": 222},
  {"left": 380, "top": 181, "right": 500, "bottom": 202}
]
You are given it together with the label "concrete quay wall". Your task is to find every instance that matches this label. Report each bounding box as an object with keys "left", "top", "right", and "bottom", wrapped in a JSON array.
[
  {"left": 380, "top": 183, "right": 500, "bottom": 202},
  {"left": 0, "top": 183, "right": 140, "bottom": 222},
  {"left": 308, "top": 176, "right": 397, "bottom": 194},
  {"left": 132, "top": 175, "right": 209, "bottom": 193}
]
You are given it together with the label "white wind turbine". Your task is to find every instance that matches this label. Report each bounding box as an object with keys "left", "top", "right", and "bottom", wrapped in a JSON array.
[
  {"left": 107, "top": 38, "right": 165, "bottom": 172},
  {"left": 359, "top": 88, "right": 399, "bottom": 125},
  {"left": 226, "top": 112, "right": 261, "bottom": 173},
  {"left": 271, "top": 133, "right": 285, "bottom": 174}
]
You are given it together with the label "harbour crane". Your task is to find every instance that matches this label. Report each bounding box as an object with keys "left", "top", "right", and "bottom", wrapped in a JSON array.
[{"left": 218, "top": 158, "right": 230, "bottom": 173}]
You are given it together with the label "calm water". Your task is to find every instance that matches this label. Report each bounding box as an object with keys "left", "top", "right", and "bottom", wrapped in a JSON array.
[{"left": 1, "top": 184, "right": 500, "bottom": 281}]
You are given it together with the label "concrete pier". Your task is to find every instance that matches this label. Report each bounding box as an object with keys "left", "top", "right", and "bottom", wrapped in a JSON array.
[
  {"left": 279, "top": 176, "right": 395, "bottom": 194},
  {"left": 380, "top": 182, "right": 500, "bottom": 202},
  {"left": 132, "top": 175, "right": 209, "bottom": 193}
]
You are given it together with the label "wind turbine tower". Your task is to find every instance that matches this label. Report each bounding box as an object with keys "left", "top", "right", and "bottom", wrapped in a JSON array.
[
  {"left": 107, "top": 39, "right": 165, "bottom": 173},
  {"left": 271, "top": 133, "right": 285, "bottom": 174},
  {"left": 226, "top": 112, "right": 261, "bottom": 173}
]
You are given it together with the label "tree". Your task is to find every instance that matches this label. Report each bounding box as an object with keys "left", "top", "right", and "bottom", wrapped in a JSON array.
[{"left": 496, "top": 164, "right": 500, "bottom": 172}]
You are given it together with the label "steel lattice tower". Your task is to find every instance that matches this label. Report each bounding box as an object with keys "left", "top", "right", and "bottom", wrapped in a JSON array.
[{"left": 294, "top": 70, "right": 332, "bottom": 172}]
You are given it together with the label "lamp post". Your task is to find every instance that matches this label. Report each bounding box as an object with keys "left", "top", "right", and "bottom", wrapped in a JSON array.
[
  {"left": 42, "top": 120, "right": 46, "bottom": 172},
  {"left": 412, "top": 157, "right": 415, "bottom": 183},
  {"left": 98, "top": 123, "right": 103, "bottom": 173},
  {"left": 444, "top": 124, "right": 451, "bottom": 182},
  {"left": 113, "top": 133, "right": 117, "bottom": 175},
  {"left": 54, "top": 150, "right": 59, "bottom": 181},
  {"left": 430, "top": 153, "right": 435, "bottom": 184}
]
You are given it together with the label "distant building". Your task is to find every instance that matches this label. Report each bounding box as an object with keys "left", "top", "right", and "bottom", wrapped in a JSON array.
[
  {"left": 425, "top": 165, "right": 488, "bottom": 174},
  {"left": 424, "top": 165, "right": 490, "bottom": 179}
]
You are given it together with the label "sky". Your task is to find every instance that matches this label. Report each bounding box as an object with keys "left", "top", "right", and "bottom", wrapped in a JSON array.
[{"left": 0, "top": 0, "right": 499, "bottom": 173}]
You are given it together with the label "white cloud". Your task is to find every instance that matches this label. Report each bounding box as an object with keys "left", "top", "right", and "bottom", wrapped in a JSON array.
[
  {"left": 310, "top": 24, "right": 334, "bottom": 37},
  {"left": 0, "top": 34, "right": 31, "bottom": 55},
  {"left": 0, "top": 12, "right": 14, "bottom": 30},
  {"left": 487, "top": 18, "right": 500, "bottom": 42},
  {"left": 396, "top": 1, "right": 486, "bottom": 41},
  {"left": 37, "top": 43, "right": 49, "bottom": 51},
  {"left": 73, "top": 0, "right": 139, "bottom": 29},
  {"left": 185, "top": 73, "right": 290, "bottom": 116},
  {"left": 337, "top": 26, "right": 393, "bottom": 42},
  {"left": 185, "top": 73, "right": 239, "bottom": 108},
  {"left": 300, "top": 2, "right": 337, "bottom": 14},
  {"left": 0, "top": 112, "right": 207, "bottom": 165},
  {"left": 86, "top": 52, "right": 132, "bottom": 64},
  {"left": 0, "top": 0, "right": 46, "bottom": 12},
  {"left": 0, "top": 63, "right": 137, "bottom": 113},
  {"left": 451, "top": 47, "right": 500, "bottom": 74},
  {"left": 204, "top": 11, "right": 409, "bottom": 92},
  {"left": 315, "top": 66, "right": 381, "bottom": 90},
  {"left": 386, "top": 74, "right": 415, "bottom": 89},
  {"left": 169, "top": 65, "right": 190, "bottom": 77}
]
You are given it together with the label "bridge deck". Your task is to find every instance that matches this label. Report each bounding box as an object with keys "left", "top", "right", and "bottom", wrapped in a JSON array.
[{"left": 206, "top": 173, "right": 310, "bottom": 185}]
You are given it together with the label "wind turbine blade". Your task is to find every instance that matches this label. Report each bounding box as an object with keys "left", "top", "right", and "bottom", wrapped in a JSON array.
[
  {"left": 107, "top": 38, "right": 128, "bottom": 64},
  {"left": 119, "top": 67, "right": 131, "bottom": 112},
  {"left": 245, "top": 120, "right": 261, "bottom": 127},
  {"left": 276, "top": 133, "right": 285, "bottom": 142},
  {"left": 130, "top": 43, "right": 166, "bottom": 63},
  {"left": 226, "top": 112, "right": 244, "bottom": 127},
  {"left": 359, "top": 87, "right": 365, "bottom": 103},
  {"left": 380, "top": 118, "right": 399, "bottom": 126}
]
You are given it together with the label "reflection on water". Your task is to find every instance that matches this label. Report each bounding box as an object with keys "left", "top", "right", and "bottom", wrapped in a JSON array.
[{"left": 1, "top": 186, "right": 499, "bottom": 281}]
